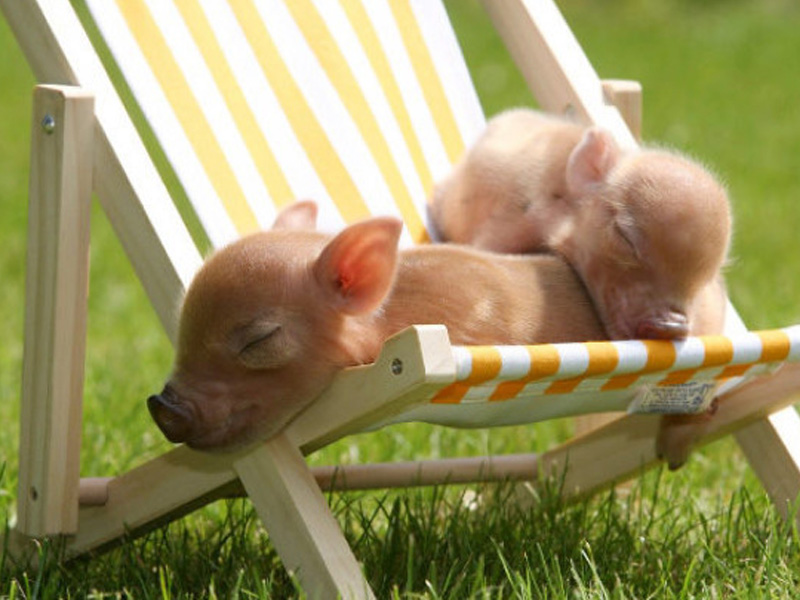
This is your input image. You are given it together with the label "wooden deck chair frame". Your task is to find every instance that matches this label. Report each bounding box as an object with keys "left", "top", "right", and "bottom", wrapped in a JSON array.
[{"left": 3, "top": 1, "right": 800, "bottom": 598}]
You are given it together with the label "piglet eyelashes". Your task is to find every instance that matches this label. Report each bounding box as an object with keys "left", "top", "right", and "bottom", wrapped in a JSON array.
[
  {"left": 240, "top": 323, "right": 281, "bottom": 355},
  {"left": 613, "top": 221, "right": 639, "bottom": 257}
]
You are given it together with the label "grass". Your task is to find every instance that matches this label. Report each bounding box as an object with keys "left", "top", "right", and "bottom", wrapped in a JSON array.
[{"left": 1, "top": 0, "right": 800, "bottom": 597}]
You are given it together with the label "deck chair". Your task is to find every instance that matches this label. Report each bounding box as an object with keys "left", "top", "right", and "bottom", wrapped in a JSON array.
[{"left": 4, "top": 1, "right": 800, "bottom": 597}]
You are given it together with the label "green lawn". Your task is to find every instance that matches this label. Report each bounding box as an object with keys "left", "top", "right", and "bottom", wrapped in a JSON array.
[{"left": 1, "top": 0, "right": 800, "bottom": 597}]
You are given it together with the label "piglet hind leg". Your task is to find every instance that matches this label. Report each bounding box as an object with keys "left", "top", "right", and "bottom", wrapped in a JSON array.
[{"left": 655, "top": 398, "right": 719, "bottom": 470}]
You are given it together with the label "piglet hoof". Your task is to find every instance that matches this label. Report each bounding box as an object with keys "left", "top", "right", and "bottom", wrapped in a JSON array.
[
  {"left": 148, "top": 390, "right": 195, "bottom": 444},
  {"left": 655, "top": 417, "right": 693, "bottom": 471},
  {"left": 655, "top": 398, "right": 718, "bottom": 471}
]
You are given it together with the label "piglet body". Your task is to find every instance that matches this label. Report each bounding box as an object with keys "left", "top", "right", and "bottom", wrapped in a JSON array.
[
  {"left": 432, "top": 109, "right": 582, "bottom": 253},
  {"left": 148, "top": 203, "right": 604, "bottom": 451},
  {"left": 431, "top": 108, "right": 731, "bottom": 342}
]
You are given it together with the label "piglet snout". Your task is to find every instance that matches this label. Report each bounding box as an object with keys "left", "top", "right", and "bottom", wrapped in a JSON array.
[
  {"left": 147, "top": 387, "right": 196, "bottom": 444},
  {"left": 636, "top": 312, "right": 690, "bottom": 340}
]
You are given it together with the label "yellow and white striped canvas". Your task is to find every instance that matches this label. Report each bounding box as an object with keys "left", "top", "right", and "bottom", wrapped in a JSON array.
[
  {"left": 86, "top": 0, "right": 484, "bottom": 248},
  {"left": 379, "top": 326, "right": 800, "bottom": 429},
  {"left": 442, "top": 328, "right": 799, "bottom": 404}
]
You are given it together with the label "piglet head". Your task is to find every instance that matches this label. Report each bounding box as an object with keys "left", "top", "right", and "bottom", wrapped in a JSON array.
[
  {"left": 558, "top": 132, "right": 731, "bottom": 340},
  {"left": 148, "top": 202, "right": 403, "bottom": 451}
]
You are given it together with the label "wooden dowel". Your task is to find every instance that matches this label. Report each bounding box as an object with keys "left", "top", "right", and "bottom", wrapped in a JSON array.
[
  {"left": 312, "top": 454, "right": 539, "bottom": 492},
  {"left": 86, "top": 454, "right": 542, "bottom": 506},
  {"left": 78, "top": 478, "right": 111, "bottom": 507}
]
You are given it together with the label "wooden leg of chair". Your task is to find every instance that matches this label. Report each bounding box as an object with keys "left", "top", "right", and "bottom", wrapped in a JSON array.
[
  {"left": 735, "top": 408, "right": 800, "bottom": 525},
  {"left": 573, "top": 412, "right": 625, "bottom": 437},
  {"left": 16, "top": 85, "right": 94, "bottom": 538},
  {"left": 234, "top": 434, "right": 375, "bottom": 600},
  {"left": 520, "top": 364, "right": 800, "bottom": 503}
]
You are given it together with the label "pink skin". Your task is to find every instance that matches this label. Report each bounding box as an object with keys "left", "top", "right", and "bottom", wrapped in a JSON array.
[
  {"left": 655, "top": 398, "right": 719, "bottom": 471},
  {"left": 148, "top": 201, "right": 606, "bottom": 451},
  {"left": 431, "top": 109, "right": 580, "bottom": 254},
  {"left": 431, "top": 108, "right": 731, "bottom": 341},
  {"left": 430, "top": 109, "right": 732, "bottom": 468},
  {"left": 557, "top": 137, "right": 730, "bottom": 341}
]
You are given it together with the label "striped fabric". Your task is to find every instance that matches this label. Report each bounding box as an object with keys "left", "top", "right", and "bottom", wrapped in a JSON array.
[
  {"left": 374, "top": 327, "right": 800, "bottom": 430},
  {"left": 86, "top": 0, "right": 485, "bottom": 248},
  {"left": 439, "top": 326, "right": 800, "bottom": 405}
]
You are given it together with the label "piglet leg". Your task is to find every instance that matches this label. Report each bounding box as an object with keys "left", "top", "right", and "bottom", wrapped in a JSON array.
[{"left": 656, "top": 398, "right": 719, "bottom": 470}]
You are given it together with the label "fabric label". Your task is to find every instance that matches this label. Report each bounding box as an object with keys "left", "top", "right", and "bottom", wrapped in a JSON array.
[{"left": 628, "top": 381, "right": 716, "bottom": 414}]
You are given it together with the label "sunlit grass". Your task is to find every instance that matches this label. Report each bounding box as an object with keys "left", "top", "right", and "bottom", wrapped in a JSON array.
[{"left": 1, "top": 0, "right": 799, "bottom": 596}]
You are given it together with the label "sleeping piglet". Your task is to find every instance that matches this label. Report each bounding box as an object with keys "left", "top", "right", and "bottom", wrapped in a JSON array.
[
  {"left": 431, "top": 108, "right": 733, "bottom": 468},
  {"left": 147, "top": 201, "right": 605, "bottom": 451},
  {"left": 430, "top": 108, "right": 731, "bottom": 342}
]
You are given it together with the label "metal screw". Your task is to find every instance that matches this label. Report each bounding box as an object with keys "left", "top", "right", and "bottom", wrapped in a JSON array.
[
  {"left": 391, "top": 358, "right": 403, "bottom": 375},
  {"left": 41, "top": 114, "right": 56, "bottom": 134}
]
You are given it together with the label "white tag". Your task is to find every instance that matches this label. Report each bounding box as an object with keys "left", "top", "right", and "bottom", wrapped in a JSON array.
[{"left": 628, "top": 381, "right": 716, "bottom": 415}]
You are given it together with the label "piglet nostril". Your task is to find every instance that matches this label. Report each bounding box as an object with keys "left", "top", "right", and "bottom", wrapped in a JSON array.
[
  {"left": 636, "top": 313, "right": 690, "bottom": 340},
  {"left": 147, "top": 392, "right": 195, "bottom": 444}
]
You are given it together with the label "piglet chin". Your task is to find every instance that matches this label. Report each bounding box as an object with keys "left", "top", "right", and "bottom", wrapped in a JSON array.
[{"left": 160, "top": 402, "right": 305, "bottom": 453}]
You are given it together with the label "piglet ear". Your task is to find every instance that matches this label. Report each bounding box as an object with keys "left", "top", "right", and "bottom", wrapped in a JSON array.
[
  {"left": 272, "top": 199, "right": 318, "bottom": 230},
  {"left": 566, "top": 127, "right": 620, "bottom": 197},
  {"left": 313, "top": 217, "right": 403, "bottom": 315}
]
